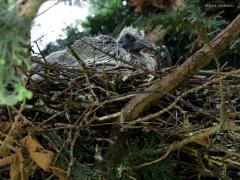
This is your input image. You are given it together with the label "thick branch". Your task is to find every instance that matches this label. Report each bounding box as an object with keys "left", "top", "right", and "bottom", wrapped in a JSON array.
[{"left": 121, "top": 15, "right": 240, "bottom": 122}]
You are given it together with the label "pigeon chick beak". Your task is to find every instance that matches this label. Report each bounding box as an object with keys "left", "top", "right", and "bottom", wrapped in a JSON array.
[{"left": 134, "top": 37, "right": 155, "bottom": 51}]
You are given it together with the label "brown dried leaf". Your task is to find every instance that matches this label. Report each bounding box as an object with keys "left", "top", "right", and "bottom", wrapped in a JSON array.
[
  {"left": 129, "top": 0, "right": 184, "bottom": 12},
  {"left": 31, "top": 151, "right": 54, "bottom": 171},
  {"left": 0, "top": 155, "right": 13, "bottom": 166},
  {"left": 194, "top": 136, "right": 211, "bottom": 149},
  {"left": 51, "top": 166, "right": 68, "bottom": 180},
  {"left": 0, "top": 122, "right": 11, "bottom": 134},
  {"left": 0, "top": 119, "right": 32, "bottom": 157},
  {"left": 1, "top": 151, "right": 33, "bottom": 179},
  {"left": 151, "top": 0, "right": 168, "bottom": 10},
  {"left": 172, "top": 0, "right": 185, "bottom": 10},
  {"left": 0, "top": 136, "right": 15, "bottom": 157},
  {"left": 15, "top": 119, "right": 32, "bottom": 129},
  {"left": 12, "top": 119, "right": 33, "bottom": 138},
  {"left": 10, "top": 150, "right": 30, "bottom": 180},
  {"left": 20, "top": 136, "right": 54, "bottom": 171},
  {"left": 146, "top": 25, "right": 169, "bottom": 43},
  {"left": 129, "top": 0, "right": 144, "bottom": 12}
]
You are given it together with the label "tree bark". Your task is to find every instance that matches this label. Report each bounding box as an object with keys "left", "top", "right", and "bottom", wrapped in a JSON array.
[{"left": 121, "top": 15, "right": 240, "bottom": 122}]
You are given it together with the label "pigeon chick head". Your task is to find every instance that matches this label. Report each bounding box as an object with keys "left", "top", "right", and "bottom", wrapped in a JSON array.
[{"left": 117, "top": 27, "right": 155, "bottom": 53}]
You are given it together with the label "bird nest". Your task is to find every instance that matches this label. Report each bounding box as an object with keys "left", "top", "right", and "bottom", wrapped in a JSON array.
[{"left": 1, "top": 60, "right": 240, "bottom": 179}]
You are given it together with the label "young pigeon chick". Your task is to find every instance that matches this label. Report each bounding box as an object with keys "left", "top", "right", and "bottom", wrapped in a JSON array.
[
  {"left": 117, "top": 27, "right": 155, "bottom": 54},
  {"left": 59, "top": 27, "right": 156, "bottom": 70},
  {"left": 116, "top": 27, "right": 156, "bottom": 70}
]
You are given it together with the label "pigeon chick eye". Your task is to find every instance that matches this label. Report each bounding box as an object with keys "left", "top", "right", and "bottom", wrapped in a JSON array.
[{"left": 125, "top": 33, "right": 132, "bottom": 40}]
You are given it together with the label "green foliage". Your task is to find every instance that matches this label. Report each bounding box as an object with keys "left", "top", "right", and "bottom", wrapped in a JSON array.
[
  {"left": 220, "top": 37, "right": 240, "bottom": 67},
  {"left": 82, "top": 0, "right": 139, "bottom": 36},
  {"left": 140, "top": 0, "right": 228, "bottom": 64},
  {"left": 43, "top": 128, "right": 178, "bottom": 179},
  {"left": 43, "top": 130, "right": 97, "bottom": 179},
  {"left": 95, "top": 132, "right": 178, "bottom": 179},
  {"left": 143, "top": 1, "right": 227, "bottom": 37},
  {"left": 70, "top": 162, "right": 95, "bottom": 180},
  {"left": 0, "top": 2, "right": 32, "bottom": 105}
]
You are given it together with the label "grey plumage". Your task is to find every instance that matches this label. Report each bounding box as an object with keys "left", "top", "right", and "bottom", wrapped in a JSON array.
[
  {"left": 117, "top": 27, "right": 155, "bottom": 54},
  {"left": 59, "top": 27, "right": 157, "bottom": 70},
  {"left": 31, "top": 27, "right": 157, "bottom": 81}
]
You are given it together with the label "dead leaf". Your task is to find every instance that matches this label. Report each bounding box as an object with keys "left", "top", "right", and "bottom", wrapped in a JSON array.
[
  {"left": 31, "top": 151, "right": 54, "bottom": 171},
  {"left": 0, "top": 119, "right": 32, "bottom": 157},
  {"left": 0, "top": 122, "right": 11, "bottom": 134},
  {"left": 10, "top": 150, "right": 30, "bottom": 180},
  {"left": 20, "top": 136, "right": 54, "bottom": 171},
  {"left": 151, "top": 0, "right": 168, "bottom": 10},
  {"left": 172, "top": 0, "right": 185, "bottom": 10},
  {"left": 194, "top": 136, "right": 211, "bottom": 149},
  {"left": 10, "top": 118, "right": 33, "bottom": 138},
  {"left": 146, "top": 25, "right": 169, "bottom": 43},
  {"left": 0, "top": 155, "right": 13, "bottom": 166},
  {"left": 129, "top": 0, "right": 144, "bottom": 12},
  {"left": 129, "top": 0, "right": 185, "bottom": 12},
  {"left": 15, "top": 119, "right": 32, "bottom": 130},
  {"left": 0, "top": 136, "right": 15, "bottom": 157},
  {"left": 50, "top": 166, "right": 68, "bottom": 180}
]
